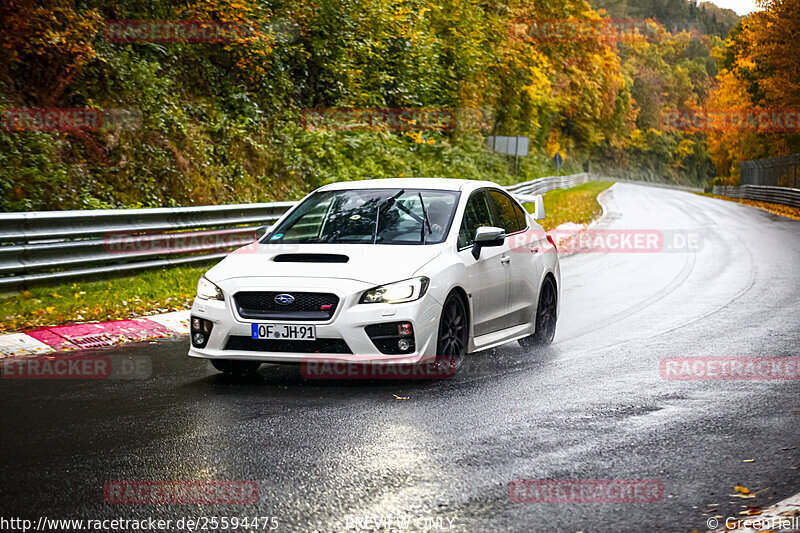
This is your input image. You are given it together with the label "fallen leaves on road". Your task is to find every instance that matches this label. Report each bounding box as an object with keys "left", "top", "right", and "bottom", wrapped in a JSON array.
[
  {"left": 739, "top": 508, "right": 762, "bottom": 516},
  {"left": 708, "top": 195, "right": 800, "bottom": 221},
  {"left": 730, "top": 484, "right": 757, "bottom": 499}
]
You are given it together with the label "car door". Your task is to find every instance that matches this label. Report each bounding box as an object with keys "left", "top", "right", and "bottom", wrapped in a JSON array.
[
  {"left": 487, "top": 189, "right": 544, "bottom": 329},
  {"left": 457, "top": 189, "right": 511, "bottom": 337}
]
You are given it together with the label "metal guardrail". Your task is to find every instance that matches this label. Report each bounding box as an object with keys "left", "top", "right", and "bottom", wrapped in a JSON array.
[
  {"left": 609, "top": 178, "right": 702, "bottom": 193},
  {"left": 713, "top": 153, "right": 800, "bottom": 208},
  {"left": 507, "top": 174, "right": 703, "bottom": 195},
  {"left": 0, "top": 173, "right": 696, "bottom": 289},
  {"left": 0, "top": 203, "right": 295, "bottom": 289},
  {"left": 740, "top": 153, "right": 800, "bottom": 188},
  {"left": 712, "top": 184, "right": 800, "bottom": 209},
  {"left": 505, "top": 172, "right": 593, "bottom": 195}
]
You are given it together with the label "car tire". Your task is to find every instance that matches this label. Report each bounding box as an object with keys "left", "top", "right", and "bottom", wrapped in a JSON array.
[
  {"left": 210, "top": 359, "right": 262, "bottom": 376},
  {"left": 519, "top": 276, "right": 557, "bottom": 348},
  {"left": 435, "top": 292, "right": 468, "bottom": 375}
]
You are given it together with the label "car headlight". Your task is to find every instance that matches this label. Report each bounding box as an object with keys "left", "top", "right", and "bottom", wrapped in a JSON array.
[
  {"left": 360, "top": 277, "right": 430, "bottom": 304},
  {"left": 197, "top": 276, "right": 224, "bottom": 301}
]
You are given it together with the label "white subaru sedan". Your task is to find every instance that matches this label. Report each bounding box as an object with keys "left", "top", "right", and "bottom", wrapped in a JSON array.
[{"left": 188, "top": 178, "right": 560, "bottom": 376}]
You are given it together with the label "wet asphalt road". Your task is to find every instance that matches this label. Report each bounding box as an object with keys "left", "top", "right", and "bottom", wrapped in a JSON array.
[{"left": 1, "top": 183, "right": 799, "bottom": 533}]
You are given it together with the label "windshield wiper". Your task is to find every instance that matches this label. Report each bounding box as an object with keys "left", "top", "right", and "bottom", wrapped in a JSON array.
[
  {"left": 418, "top": 192, "right": 432, "bottom": 243},
  {"left": 373, "top": 189, "right": 405, "bottom": 244}
]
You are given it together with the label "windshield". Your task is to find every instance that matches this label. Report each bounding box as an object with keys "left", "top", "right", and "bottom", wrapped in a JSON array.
[{"left": 267, "top": 188, "right": 460, "bottom": 245}]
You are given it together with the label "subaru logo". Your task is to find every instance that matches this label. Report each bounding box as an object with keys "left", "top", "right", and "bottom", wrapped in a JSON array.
[{"left": 274, "top": 293, "right": 295, "bottom": 305}]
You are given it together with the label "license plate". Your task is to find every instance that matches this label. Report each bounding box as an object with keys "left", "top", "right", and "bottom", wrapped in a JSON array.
[{"left": 251, "top": 323, "right": 316, "bottom": 340}]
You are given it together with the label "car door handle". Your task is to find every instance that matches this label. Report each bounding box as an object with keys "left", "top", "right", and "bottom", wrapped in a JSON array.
[{"left": 500, "top": 255, "right": 511, "bottom": 264}]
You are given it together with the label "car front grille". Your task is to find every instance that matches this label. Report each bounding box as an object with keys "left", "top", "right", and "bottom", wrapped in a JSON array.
[
  {"left": 233, "top": 291, "right": 339, "bottom": 321},
  {"left": 224, "top": 336, "right": 352, "bottom": 354}
]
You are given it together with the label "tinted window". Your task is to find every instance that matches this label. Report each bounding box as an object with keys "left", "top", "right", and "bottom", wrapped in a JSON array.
[
  {"left": 488, "top": 190, "right": 524, "bottom": 233},
  {"left": 512, "top": 201, "right": 528, "bottom": 230},
  {"left": 458, "top": 191, "right": 493, "bottom": 249}
]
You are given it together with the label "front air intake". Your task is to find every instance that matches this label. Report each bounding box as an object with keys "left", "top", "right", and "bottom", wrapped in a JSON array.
[{"left": 224, "top": 336, "right": 352, "bottom": 354}]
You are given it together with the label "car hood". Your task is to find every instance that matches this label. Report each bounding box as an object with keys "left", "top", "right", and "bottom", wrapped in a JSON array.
[{"left": 205, "top": 242, "right": 446, "bottom": 286}]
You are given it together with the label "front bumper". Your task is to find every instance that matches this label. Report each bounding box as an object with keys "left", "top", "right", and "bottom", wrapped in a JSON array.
[{"left": 188, "top": 277, "right": 442, "bottom": 364}]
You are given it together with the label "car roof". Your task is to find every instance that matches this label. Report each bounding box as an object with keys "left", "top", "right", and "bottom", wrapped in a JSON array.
[{"left": 317, "top": 177, "right": 500, "bottom": 193}]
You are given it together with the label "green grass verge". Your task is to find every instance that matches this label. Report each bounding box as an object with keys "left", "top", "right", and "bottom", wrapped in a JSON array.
[
  {"left": 527, "top": 181, "right": 614, "bottom": 231},
  {"left": 0, "top": 263, "right": 210, "bottom": 333},
  {"left": 2, "top": 180, "right": 615, "bottom": 332}
]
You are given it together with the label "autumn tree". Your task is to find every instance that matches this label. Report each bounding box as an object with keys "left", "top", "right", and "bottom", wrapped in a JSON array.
[{"left": 706, "top": 0, "right": 800, "bottom": 179}]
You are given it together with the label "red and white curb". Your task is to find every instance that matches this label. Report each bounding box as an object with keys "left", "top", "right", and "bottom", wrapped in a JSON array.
[
  {"left": 547, "top": 183, "right": 614, "bottom": 253},
  {"left": 549, "top": 221, "right": 585, "bottom": 248},
  {"left": 0, "top": 310, "right": 190, "bottom": 358}
]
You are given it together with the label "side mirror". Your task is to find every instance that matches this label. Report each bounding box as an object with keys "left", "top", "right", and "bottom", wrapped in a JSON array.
[
  {"left": 472, "top": 226, "right": 506, "bottom": 259},
  {"left": 255, "top": 225, "right": 272, "bottom": 241},
  {"left": 532, "top": 195, "right": 545, "bottom": 220}
]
